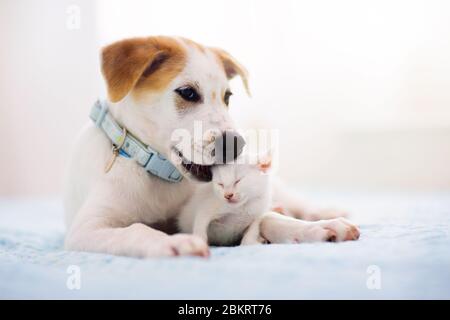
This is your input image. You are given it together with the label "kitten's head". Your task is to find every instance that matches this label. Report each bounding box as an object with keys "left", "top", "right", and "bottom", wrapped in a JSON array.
[{"left": 211, "top": 151, "right": 272, "bottom": 206}]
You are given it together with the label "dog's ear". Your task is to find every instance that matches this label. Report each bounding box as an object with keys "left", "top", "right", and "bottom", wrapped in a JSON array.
[
  {"left": 211, "top": 48, "right": 250, "bottom": 96},
  {"left": 101, "top": 37, "right": 186, "bottom": 102}
]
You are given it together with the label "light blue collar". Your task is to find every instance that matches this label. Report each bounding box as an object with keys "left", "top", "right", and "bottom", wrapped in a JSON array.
[{"left": 89, "top": 100, "right": 182, "bottom": 183}]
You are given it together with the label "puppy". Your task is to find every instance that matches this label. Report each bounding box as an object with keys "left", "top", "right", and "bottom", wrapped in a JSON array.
[{"left": 64, "top": 36, "right": 359, "bottom": 258}]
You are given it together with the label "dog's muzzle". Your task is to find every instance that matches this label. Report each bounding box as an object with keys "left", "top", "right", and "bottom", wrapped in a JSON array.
[
  {"left": 214, "top": 130, "right": 246, "bottom": 164},
  {"left": 178, "top": 130, "right": 245, "bottom": 182}
]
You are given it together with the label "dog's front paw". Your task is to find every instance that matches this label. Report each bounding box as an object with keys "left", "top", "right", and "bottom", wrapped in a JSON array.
[
  {"left": 165, "top": 234, "right": 210, "bottom": 257},
  {"left": 270, "top": 218, "right": 359, "bottom": 243},
  {"left": 314, "top": 218, "right": 360, "bottom": 242}
]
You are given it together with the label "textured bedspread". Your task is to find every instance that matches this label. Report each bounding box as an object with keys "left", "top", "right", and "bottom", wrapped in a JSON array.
[{"left": 1, "top": 191, "right": 449, "bottom": 299}]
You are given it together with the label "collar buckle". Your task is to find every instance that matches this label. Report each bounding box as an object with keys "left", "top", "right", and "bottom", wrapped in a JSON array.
[{"left": 104, "top": 127, "right": 127, "bottom": 173}]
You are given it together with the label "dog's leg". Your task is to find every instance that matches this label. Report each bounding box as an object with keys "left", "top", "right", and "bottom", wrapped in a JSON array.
[
  {"left": 241, "top": 211, "right": 359, "bottom": 245},
  {"left": 271, "top": 178, "right": 348, "bottom": 221},
  {"left": 66, "top": 219, "right": 209, "bottom": 258},
  {"left": 65, "top": 194, "right": 209, "bottom": 258}
]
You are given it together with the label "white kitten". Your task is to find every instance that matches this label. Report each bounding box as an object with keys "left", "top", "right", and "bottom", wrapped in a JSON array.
[{"left": 178, "top": 153, "right": 273, "bottom": 246}]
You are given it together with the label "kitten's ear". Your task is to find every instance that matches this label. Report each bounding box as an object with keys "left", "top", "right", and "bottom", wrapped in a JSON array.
[{"left": 256, "top": 150, "right": 273, "bottom": 173}]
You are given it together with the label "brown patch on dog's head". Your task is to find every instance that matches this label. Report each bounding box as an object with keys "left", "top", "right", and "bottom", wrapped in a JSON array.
[
  {"left": 211, "top": 47, "right": 250, "bottom": 96},
  {"left": 101, "top": 36, "right": 186, "bottom": 102}
]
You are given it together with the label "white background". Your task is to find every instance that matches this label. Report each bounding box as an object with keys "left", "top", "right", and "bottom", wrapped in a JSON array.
[{"left": 1, "top": 0, "right": 450, "bottom": 196}]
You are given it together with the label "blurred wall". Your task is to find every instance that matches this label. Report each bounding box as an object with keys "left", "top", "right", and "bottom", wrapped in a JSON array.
[
  {"left": 0, "top": 0, "right": 101, "bottom": 196},
  {"left": 1, "top": 0, "right": 450, "bottom": 196}
]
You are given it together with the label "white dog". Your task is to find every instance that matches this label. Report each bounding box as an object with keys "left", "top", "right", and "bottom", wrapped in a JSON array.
[{"left": 64, "top": 36, "right": 359, "bottom": 258}]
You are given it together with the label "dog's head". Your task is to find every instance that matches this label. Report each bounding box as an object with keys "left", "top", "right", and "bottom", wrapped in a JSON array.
[{"left": 101, "top": 36, "right": 249, "bottom": 182}]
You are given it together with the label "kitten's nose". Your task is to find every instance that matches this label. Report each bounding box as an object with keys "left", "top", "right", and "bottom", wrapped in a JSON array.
[{"left": 224, "top": 192, "right": 234, "bottom": 200}]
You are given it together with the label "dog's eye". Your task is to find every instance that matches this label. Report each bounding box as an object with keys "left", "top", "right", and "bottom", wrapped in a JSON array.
[
  {"left": 175, "top": 86, "right": 200, "bottom": 102},
  {"left": 224, "top": 90, "right": 233, "bottom": 106},
  {"left": 218, "top": 183, "right": 224, "bottom": 188},
  {"left": 234, "top": 179, "right": 241, "bottom": 186}
]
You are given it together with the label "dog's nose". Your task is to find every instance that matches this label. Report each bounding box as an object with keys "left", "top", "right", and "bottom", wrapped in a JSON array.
[
  {"left": 214, "top": 130, "right": 245, "bottom": 164},
  {"left": 224, "top": 192, "right": 234, "bottom": 200}
]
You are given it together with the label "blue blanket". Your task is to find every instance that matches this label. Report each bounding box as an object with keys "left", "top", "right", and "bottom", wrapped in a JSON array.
[{"left": 1, "top": 192, "right": 449, "bottom": 299}]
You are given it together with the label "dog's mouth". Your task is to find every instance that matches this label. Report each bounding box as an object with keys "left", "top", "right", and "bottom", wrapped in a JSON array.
[{"left": 173, "top": 148, "right": 213, "bottom": 182}]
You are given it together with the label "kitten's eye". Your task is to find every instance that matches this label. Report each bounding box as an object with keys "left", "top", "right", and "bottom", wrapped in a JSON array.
[
  {"left": 218, "top": 183, "right": 224, "bottom": 188},
  {"left": 234, "top": 179, "right": 241, "bottom": 186},
  {"left": 175, "top": 86, "right": 201, "bottom": 102},
  {"left": 224, "top": 90, "right": 233, "bottom": 106}
]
